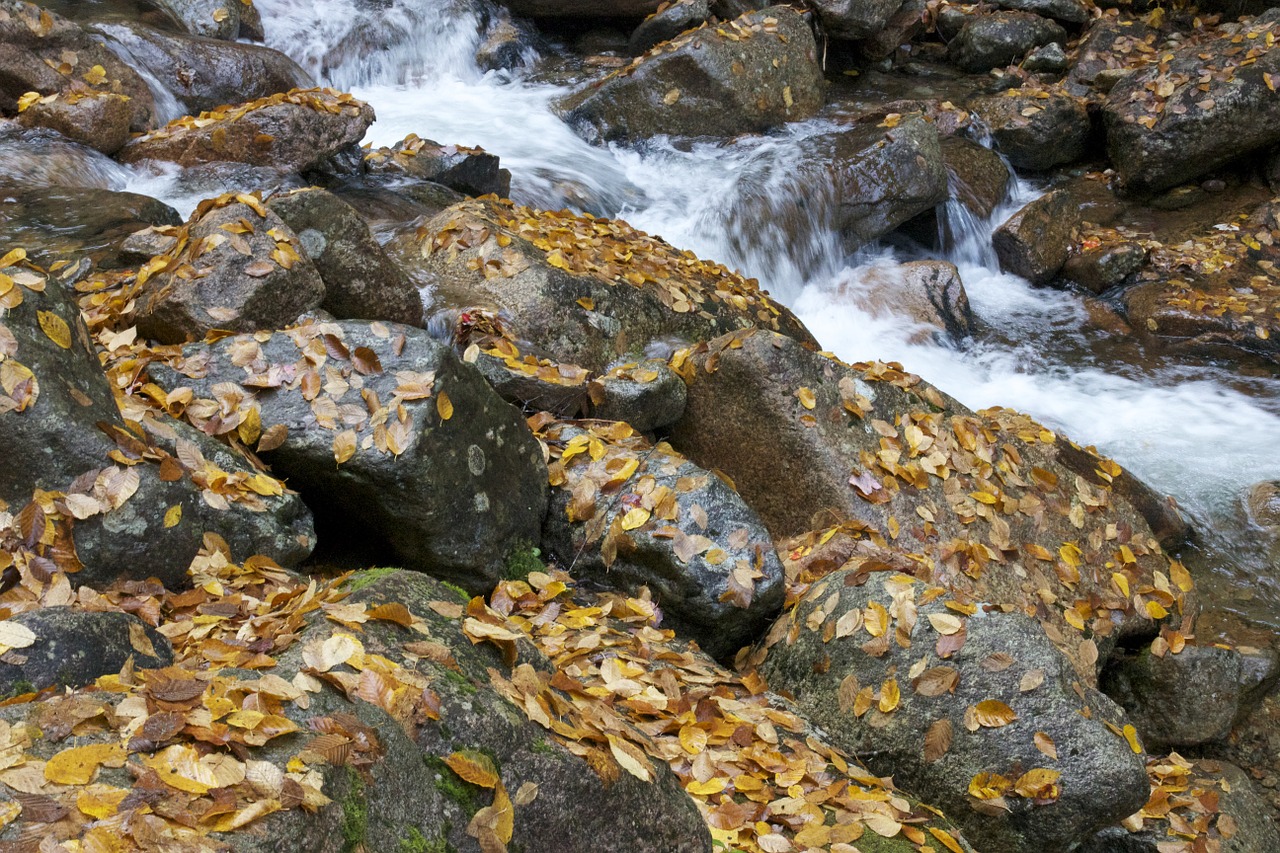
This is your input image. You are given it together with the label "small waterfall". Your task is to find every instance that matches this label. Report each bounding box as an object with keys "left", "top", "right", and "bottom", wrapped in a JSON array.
[
  {"left": 0, "top": 126, "right": 131, "bottom": 190},
  {"left": 252, "top": 0, "right": 498, "bottom": 89},
  {"left": 92, "top": 23, "right": 186, "bottom": 124}
]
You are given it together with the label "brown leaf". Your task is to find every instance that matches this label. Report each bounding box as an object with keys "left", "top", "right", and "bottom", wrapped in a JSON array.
[{"left": 923, "top": 718, "right": 952, "bottom": 762}]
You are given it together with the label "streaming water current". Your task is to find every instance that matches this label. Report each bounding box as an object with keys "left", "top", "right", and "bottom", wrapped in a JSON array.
[{"left": 121, "top": 0, "right": 1280, "bottom": 625}]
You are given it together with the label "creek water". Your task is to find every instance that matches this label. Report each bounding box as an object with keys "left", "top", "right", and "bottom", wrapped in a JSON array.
[{"left": 126, "top": 0, "right": 1280, "bottom": 624}]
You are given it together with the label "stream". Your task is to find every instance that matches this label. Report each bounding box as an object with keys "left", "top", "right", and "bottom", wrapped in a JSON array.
[{"left": 121, "top": 0, "right": 1280, "bottom": 626}]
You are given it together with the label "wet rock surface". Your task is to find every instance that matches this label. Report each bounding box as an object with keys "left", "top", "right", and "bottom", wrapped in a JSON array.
[{"left": 993, "top": 189, "right": 1083, "bottom": 283}]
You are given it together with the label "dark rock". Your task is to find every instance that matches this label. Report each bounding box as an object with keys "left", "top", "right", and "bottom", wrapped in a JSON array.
[
  {"left": 1103, "top": 16, "right": 1280, "bottom": 195},
  {"left": 587, "top": 359, "right": 687, "bottom": 431},
  {"left": 809, "top": 0, "right": 904, "bottom": 40},
  {"left": 0, "top": 186, "right": 181, "bottom": 270},
  {"left": 948, "top": 11, "right": 1066, "bottom": 73},
  {"left": 994, "top": 0, "right": 1089, "bottom": 25},
  {"left": 756, "top": 568, "right": 1149, "bottom": 853},
  {"left": 118, "top": 88, "right": 374, "bottom": 173},
  {"left": 0, "top": 124, "right": 124, "bottom": 189},
  {"left": 856, "top": 0, "right": 928, "bottom": 61},
  {"left": 265, "top": 188, "right": 424, "bottom": 327},
  {"left": 838, "top": 259, "right": 974, "bottom": 342},
  {"left": 385, "top": 196, "right": 815, "bottom": 373},
  {"left": 993, "top": 189, "right": 1082, "bottom": 284},
  {"left": 1061, "top": 242, "right": 1146, "bottom": 294},
  {"left": 1080, "top": 760, "right": 1280, "bottom": 853},
  {"left": 1066, "top": 18, "right": 1157, "bottom": 93},
  {"left": 0, "top": 0, "right": 155, "bottom": 130},
  {"left": 969, "top": 90, "right": 1091, "bottom": 171},
  {"left": 556, "top": 6, "right": 823, "bottom": 143},
  {"left": 88, "top": 21, "right": 312, "bottom": 116},
  {"left": 475, "top": 15, "right": 533, "bottom": 72},
  {"left": 1267, "top": 147, "right": 1280, "bottom": 193},
  {"left": 936, "top": 3, "right": 977, "bottom": 40},
  {"left": 941, "top": 135, "right": 1010, "bottom": 219},
  {"left": 501, "top": 0, "right": 663, "bottom": 15},
  {"left": 363, "top": 135, "right": 511, "bottom": 198},
  {"left": 119, "top": 225, "right": 181, "bottom": 266},
  {"left": 153, "top": 0, "right": 240, "bottom": 40},
  {"left": 1023, "top": 41, "right": 1068, "bottom": 73},
  {"left": 15, "top": 92, "right": 131, "bottom": 155},
  {"left": 135, "top": 197, "right": 326, "bottom": 345},
  {"left": 804, "top": 115, "right": 949, "bottom": 250},
  {"left": 0, "top": 608, "right": 172, "bottom": 694},
  {"left": 538, "top": 419, "right": 784, "bottom": 660},
  {"left": 668, "top": 328, "right": 1189, "bottom": 680},
  {"left": 0, "top": 260, "right": 315, "bottom": 587},
  {"left": 1102, "top": 644, "right": 1241, "bottom": 749},
  {"left": 149, "top": 320, "right": 549, "bottom": 591},
  {"left": 629, "top": 0, "right": 709, "bottom": 54}
]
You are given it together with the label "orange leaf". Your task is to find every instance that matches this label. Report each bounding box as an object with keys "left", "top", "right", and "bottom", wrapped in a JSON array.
[{"left": 444, "top": 750, "right": 500, "bottom": 789}]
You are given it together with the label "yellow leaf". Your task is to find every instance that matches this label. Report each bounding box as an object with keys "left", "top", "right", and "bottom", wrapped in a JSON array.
[
  {"left": 927, "top": 613, "right": 962, "bottom": 635},
  {"left": 212, "top": 6, "right": 229, "bottom": 21},
  {"left": 1169, "top": 561, "right": 1193, "bottom": 592},
  {"left": 1111, "top": 572, "right": 1130, "bottom": 598},
  {"left": 679, "top": 726, "right": 708, "bottom": 755},
  {"left": 1122, "top": 724, "right": 1142, "bottom": 754},
  {"left": 606, "top": 734, "right": 652, "bottom": 782},
  {"left": 141, "top": 744, "right": 245, "bottom": 794},
  {"left": 0, "top": 800, "right": 19, "bottom": 828},
  {"left": 238, "top": 406, "right": 261, "bottom": 445},
  {"left": 37, "top": 310, "right": 72, "bottom": 349},
  {"left": 968, "top": 772, "right": 1011, "bottom": 799},
  {"left": 686, "top": 778, "right": 726, "bottom": 796},
  {"left": 444, "top": 750, "right": 500, "bottom": 789},
  {"left": 0, "top": 249, "right": 26, "bottom": 269},
  {"left": 163, "top": 504, "right": 182, "bottom": 528},
  {"left": 0, "top": 622, "right": 36, "bottom": 651},
  {"left": 620, "top": 507, "right": 650, "bottom": 531},
  {"left": 16, "top": 92, "right": 40, "bottom": 113},
  {"left": 333, "top": 429, "right": 357, "bottom": 465},
  {"left": 1145, "top": 600, "right": 1169, "bottom": 619},
  {"left": 864, "top": 601, "right": 889, "bottom": 637},
  {"left": 1014, "top": 768, "right": 1061, "bottom": 799},
  {"left": 77, "top": 785, "right": 129, "bottom": 819},
  {"left": 45, "top": 743, "right": 126, "bottom": 786},
  {"left": 1034, "top": 731, "right": 1057, "bottom": 760},
  {"left": 973, "top": 699, "right": 1017, "bottom": 727},
  {"left": 797, "top": 387, "right": 816, "bottom": 409},
  {"left": 83, "top": 65, "right": 106, "bottom": 85},
  {"left": 970, "top": 491, "right": 998, "bottom": 505},
  {"left": 930, "top": 827, "right": 965, "bottom": 853},
  {"left": 878, "top": 678, "right": 900, "bottom": 713},
  {"left": 576, "top": 297, "right": 594, "bottom": 310},
  {"left": 436, "top": 391, "right": 453, "bottom": 421}
]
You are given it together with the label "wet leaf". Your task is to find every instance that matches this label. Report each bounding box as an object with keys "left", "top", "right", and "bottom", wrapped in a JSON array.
[
  {"left": 37, "top": 310, "right": 71, "bottom": 349},
  {"left": 437, "top": 391, "right": 453, "bottom": 421},
  {"left": 163, "top": 504, "right": 182, "bottom": 528}
]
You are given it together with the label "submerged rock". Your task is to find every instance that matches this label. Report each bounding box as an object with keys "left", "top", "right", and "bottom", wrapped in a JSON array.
[
  {"left": 1103, "top": 15, "right": 1280, "bottom": 195},
  {"left": 538, "top": 418, "right": 784, "bottom": 660},
  {"left": 838, "top": 259, "right": 974, "bottom": 343},
  {"left": 556, "top": 6, "right": 823, "bottom": 143},
  {"left": 149, "top": 320, "right": 549, "bottom": 590},
  {"left": 118, "top": 88, "right": 374, "bottom": 173},
  {"left": 757, "top": 568, "right": 1150, "bottom": 853}
]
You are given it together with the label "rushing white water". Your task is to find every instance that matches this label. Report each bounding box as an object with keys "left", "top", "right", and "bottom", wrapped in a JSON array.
[{"left": 156, "top": 0, "right": 1280, "bottom": 609}]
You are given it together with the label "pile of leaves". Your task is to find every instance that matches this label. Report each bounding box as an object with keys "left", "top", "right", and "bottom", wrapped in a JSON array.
[
  {"left": 1117, "top": 754, "right": 1249, "bottom": 853},
  {"left": 126, "top": 88, "right": 367, "bottom": 144}
]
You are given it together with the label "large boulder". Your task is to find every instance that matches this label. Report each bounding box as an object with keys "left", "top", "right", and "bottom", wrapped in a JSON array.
[
  {"left": 537, "top": 418, "right": 785, "bottom": 660},
  {"left": 668, "top": 328, "right": 1192, "bottom": 679},
  {"left": 88, "top": 21, "right": 312, "bottom": 116},
  {"left": 134, "top": 194, "right": 327, "bottom": 344},
  {"left": 809, "top": 0, "right": 904, "bottom": 40},
  {"left": 941, "top": 135, "right": 1011, "bottom": 220},
  {"left": 0, "top": 0, "right": 155, "bottom": 130},
  {"left": 118, "top": 88, "right": 374, "bottom": 173},
  {"left": 148, "top": 320, "right": 549, "bottom": 590},
  {"left": 556, "top": 6, "right": 823, "bottom": 143},
  {"left": 948, "top": 11, "right": 1066, "bottom": 73},
  {"left": 969, "top": 89, "right": 1091, "bottom": 172},
  {"left": 755, "top": 568, "right": 1150, "bottom": 853},
  {"left": 15, "top": 91, "right": 132, "bottom": 155},
  {"left": 385, "top": 196, "right": 815, "bottom": 373},
  {"left": 0, "top": 257, "right": 315, "bottom": 586},
  {"left": 265, "top": 188, "right": 424, "bottom": 327},
  {"left": 0, "top": 608, "right": 172, "bottom": 695},
  {"left": 1103, "top": 15, "right": 1280, "bottom": 195},
  {"left": 993, "top": 189, "right": 1082, "bottom": 284}
]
